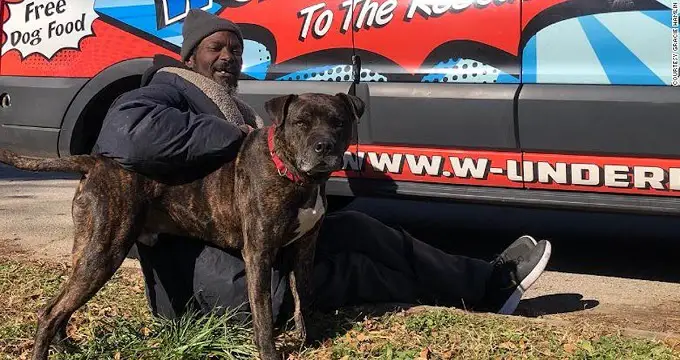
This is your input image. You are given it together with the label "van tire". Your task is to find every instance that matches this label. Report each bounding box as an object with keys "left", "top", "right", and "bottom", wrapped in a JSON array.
[{"left": 69, "top": 76, "right": 142, "bottom": 155}]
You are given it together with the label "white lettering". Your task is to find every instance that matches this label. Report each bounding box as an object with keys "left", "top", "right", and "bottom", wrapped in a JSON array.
[
  {"left": 451, "top": 0, "right": 474, "bottom": 11},
  {"left": 314, "top": 9, "right": 334, "bottom": 37},
  {"left": 376, "top": 0, "right": 397, "bottom": 26},
  {"left": 356, "top": 0, "right": 380, "bottom": 29},
  {"left": 669, "top": 168, "right": 680, "bottom": 190},
  {"left": 571, "top": 163, "right": 600, "bottom": 186},
  {"left": 537, "top": 162, "right": 568, "bottom": 184},
  {"left": 368, "top": 152, "right": 403, "bottom": 173},
  {"left": 633, "top": 166, "right": 665, "bottom": 190},
  {"left": 522, "top": 161, "right": 535, "bottom": 182},
  {"left": 506, "top": 160, "right": 523, "bottom": 182},
  {"left": 352, "top": 0, "right": 397, "bottom": 30},
  {"left": 406, "top": 0, "right": 509, "bottom": 20},
  {"left": 340, "top": 0, "right": 357, "bottom": 32},
  {"left": 406, "top": 0, "right": 431, "bottom": 19},
  {"left": 604, "top": 165, "right": 630, "bottom": 188},
  {"left": 450, "top": 157, "right": 489, "bottom": 179},
  {"left": 406, "top": 154, "right": 443, "bottom": 176},
  {"left": 298, "top": 2, "right": 326, "bottom": 40}
]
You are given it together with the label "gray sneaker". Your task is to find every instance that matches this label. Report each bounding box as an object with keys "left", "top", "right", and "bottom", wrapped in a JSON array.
[
  {"left": 479, "top": 236, "right": 552, "bottom": 315},
  {"left": 497, "top": 235, "right": 538, "bottom": 261}
]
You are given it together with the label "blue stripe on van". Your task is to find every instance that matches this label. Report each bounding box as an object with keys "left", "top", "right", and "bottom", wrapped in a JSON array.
[
  {"left": 522, "top": 35, "right": 538, "bottom": 84},
  {"left": 578, "top": 16, "right": 664, "bottom": 85},
  {"left": 641, "top": 10, "right": 672, "bottom": 27}
]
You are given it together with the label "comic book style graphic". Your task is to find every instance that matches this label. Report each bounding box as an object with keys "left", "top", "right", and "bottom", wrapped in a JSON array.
[
  {"left": 1, "top": 0, "right": 98, "bottom": 59},
  {"left": 523, "top": 0, "right": 674, "bottom": 85},
  {"left": 0, "top": 0, "right": 174, "bottom": 77},
  {"left": 0, "top": 0, "right": 676, "bottom": 85}
]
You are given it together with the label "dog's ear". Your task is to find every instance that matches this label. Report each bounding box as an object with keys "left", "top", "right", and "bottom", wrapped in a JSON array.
[
  {"left": 265, "top": 94, "right": 297, "bottom": 126},
  {"left": 335, "top": 93, "right": 365, "bottom": 122}
]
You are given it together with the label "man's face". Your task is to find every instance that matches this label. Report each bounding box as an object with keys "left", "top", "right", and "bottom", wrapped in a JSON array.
[{"left": 186, "top": 31, "right": 243, "bottom": 89}]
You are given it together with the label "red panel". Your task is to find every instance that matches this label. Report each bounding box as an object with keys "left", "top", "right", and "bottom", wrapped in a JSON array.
[
  {"left": 223, "top": 0, "right": 353, "bottom": 64},
  {"left": 331, "top": 144, "right": 524, "bottom": 188},
  {"left": 331, "top": 146, "right": 680, "bottom": 198},
  {"left": 351, "top": 1, "right": 520, "bottom": 73},
  {"left": 227, "top": 1, "right": 520, "bottom": 72},
  {"left": 225, "top": 0, "right": 572, "bottom": 72}
]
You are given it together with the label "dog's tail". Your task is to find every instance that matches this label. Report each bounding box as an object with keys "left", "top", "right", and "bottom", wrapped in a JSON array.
[{"left": 0, "top": 149, "right": 96, "bottom": 174}]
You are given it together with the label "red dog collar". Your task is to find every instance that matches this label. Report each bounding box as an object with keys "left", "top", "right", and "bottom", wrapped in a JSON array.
[{"left": 267, "top": 126, "right": 305, "bottom": 184}]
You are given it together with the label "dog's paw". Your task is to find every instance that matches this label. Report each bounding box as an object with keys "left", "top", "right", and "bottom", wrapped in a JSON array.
[{"left": 293, "top": 313, "right": 307, "bottom": 341}]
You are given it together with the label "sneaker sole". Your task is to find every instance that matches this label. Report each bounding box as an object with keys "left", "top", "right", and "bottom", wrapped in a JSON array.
[
  {"left": 519, "top": 235, "right": 538, "bottom": 246},
  {"left": 497, "top": 240, "right": 552, "bottom": 315}
]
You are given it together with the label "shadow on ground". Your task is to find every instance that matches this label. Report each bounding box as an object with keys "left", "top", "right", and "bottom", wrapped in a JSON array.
[
  {"left": 343, "top": 197, "right": 680, "bottom": 284},
  {"left": 516, "top": 293, "right": 600, "bottom": 317},
  {"left": 278, "top": 302, "right": 415, "bottom": 353}
]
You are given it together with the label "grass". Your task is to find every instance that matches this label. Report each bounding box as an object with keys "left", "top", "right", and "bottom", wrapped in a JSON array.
[{"left": 1, "top": 257, "right": 679, "bottom": 360}]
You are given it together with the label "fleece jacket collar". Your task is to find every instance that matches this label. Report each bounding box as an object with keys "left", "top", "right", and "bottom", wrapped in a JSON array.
[{"left": 143, "top": 54, "right": 264, "bottom": 129}]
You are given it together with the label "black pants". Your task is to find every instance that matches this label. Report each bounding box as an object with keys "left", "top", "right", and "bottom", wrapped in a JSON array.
[{"left": 136, "top": 210, "right": 494, "bottom": 323}]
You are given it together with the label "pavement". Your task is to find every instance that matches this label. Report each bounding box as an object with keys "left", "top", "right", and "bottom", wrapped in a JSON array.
[
  {"left": 0, "top": 164, "right": 140, "bottom": 267},
  {"left": 2, "top": 163, "right": 680, "bottom": 335}
]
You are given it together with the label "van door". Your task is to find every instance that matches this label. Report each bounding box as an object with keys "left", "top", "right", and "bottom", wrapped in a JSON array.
[
  {"left": 345, "top": 0, "right": 524, "bottom": 193},
  {"left": 518, "top": 1, "right": 680, "bottom": 198}
]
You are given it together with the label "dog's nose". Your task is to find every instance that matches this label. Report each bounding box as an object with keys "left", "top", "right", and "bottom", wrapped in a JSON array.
[{"left": 314, "top": 140, "right": 333, "bottom": 154}]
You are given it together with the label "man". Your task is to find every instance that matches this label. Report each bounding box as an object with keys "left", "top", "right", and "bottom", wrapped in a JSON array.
[{"left": 93, "top": 9, "right": 552, "bottom": 325}]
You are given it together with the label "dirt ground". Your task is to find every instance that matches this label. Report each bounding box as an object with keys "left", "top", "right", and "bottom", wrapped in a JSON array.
[{"left": 2, "top": 163, "right": 680, "bottom": 340}]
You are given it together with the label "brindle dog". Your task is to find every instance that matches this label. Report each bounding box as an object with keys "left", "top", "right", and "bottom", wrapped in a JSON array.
[{"left": 0, "top": 92, "right": 365, "bottom": 360}]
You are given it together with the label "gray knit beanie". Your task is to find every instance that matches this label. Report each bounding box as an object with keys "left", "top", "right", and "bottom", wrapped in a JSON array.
[{"left": 180, "top": 9, "right": 244, "bottom": 62}]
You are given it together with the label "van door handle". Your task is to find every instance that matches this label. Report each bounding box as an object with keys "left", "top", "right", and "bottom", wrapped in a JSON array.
[{"left": 0, "top": 93, "right": 11, "bottom": 108}]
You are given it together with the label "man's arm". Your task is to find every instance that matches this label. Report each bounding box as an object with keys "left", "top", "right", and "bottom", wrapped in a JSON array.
[{"left": 94, "top": 84, "right": 246, "bottom": 177}]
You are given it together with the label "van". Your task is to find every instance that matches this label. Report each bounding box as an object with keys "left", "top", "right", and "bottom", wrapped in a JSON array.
[{"left": 1, "top": 0, "right": 679, "bottom": 215}]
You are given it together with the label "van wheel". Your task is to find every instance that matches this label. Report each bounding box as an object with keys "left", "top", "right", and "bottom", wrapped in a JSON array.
[{"left": 69, "top": 76, "right": 142, "bottom": 155}]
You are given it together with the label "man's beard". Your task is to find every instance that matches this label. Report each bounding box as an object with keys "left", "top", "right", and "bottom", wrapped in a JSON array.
[
  {"left": 224, "top": 83, "right": 238, "bottom": 96},
  {"left": 199, "top": 70, "right": 239, "bottom": 96}
]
